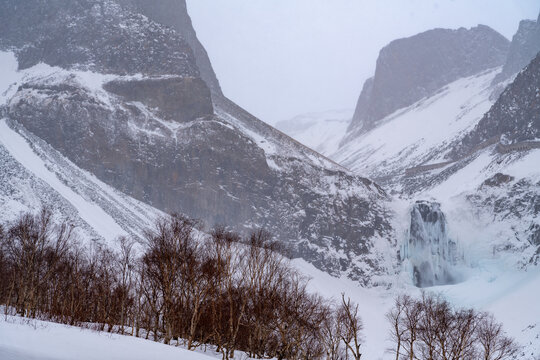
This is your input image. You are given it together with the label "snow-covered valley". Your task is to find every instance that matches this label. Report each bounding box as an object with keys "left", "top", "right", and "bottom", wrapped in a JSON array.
[{"left": 0, "top": 1, "right": 539, "bottom": 359}]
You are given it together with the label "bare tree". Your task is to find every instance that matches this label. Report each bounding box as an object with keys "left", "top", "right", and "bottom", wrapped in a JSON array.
[
  {"left": 339, "top": 294, "right": 363, "bottom": 360},
  {"left": 387, "top": 294, "right": 408, "bottom": 360},
  {"left": 141, "top": 214, "right": 197, "bottom": 344},
  {"left": 1, "top": 210, "right": 370, "bottom": 360},
  {"left": 116, "top": 236, "right": 136, "bottom": 335},
  {"left": 322, "top": 305, "right": 345, "bottom": 360},
  {"left": 476, "top": 313, "right": 519, "bottom": 360},
  {"left": 387, "top": 293, "right": 519, "bottom": 360}
]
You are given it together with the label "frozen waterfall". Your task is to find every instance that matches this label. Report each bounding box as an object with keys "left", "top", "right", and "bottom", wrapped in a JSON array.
[{"left": 400, "top": 200, "right": 462, "bottom": 287}]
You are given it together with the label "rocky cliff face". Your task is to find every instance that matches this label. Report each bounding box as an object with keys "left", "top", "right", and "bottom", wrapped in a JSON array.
[
  {"left": 452, "top": 52, "right": 540, "bottom": 159},
  {"left": 117, "top": 0, "right": 223, "bottom": 95},
  {"left": 347, "top": 25, "right": 509, "bottom": 134},
  {"left": 493, "top": 12, "right": 540, "bottom": 84},
  {"left": 0, "top": 0, "right": 198, "bottom": 77},
  {"left": 0, "top": 0, "right": 395, "bottom": 284}
]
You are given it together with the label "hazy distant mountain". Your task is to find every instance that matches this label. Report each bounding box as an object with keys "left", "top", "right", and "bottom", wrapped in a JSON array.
[
  {"left": 275, "top": 109, "right": 353, "bottom": 155},
  {"left": 347, "top": 25, "right": 509, "bottom": 134},
  {"left": 493, "top": 11, "right": 540, "bottom": 84},
  {"left": 333, "top": 25, "right": 510, "bottom": 184}
]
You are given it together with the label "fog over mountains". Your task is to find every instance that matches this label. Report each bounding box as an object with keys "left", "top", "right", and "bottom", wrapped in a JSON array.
[{"left": 0, "top": 1, "right": 539, "bottom": 359}]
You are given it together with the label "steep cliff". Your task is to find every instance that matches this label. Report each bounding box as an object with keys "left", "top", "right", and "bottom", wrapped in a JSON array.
[
  {"left": 0, "top": 0, "right": 395, "bottom": 284},
  {"left": 117, "top": 0, "right": 223, "bottom": 95}
]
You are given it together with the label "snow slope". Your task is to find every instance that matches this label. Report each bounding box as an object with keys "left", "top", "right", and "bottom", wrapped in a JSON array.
[
  {"left": 422, "top": 148, "right": 540, "bottom": 268},
  {"left": 431, "top": 266, "right": 540, "bottom": 360},
  {"left": 0, "top": 118, "right": 163, "bottom": 245},
  {"left": 333, "top": 68, "right": 502, "bottom": 180},
  {"left": 274, "top": 109, "right": 353, "bottom": 155},
  {"left": 0, "top": 120, "right": 127, "bottom": 242},
  {"left": 0, "top": 317, "right": 215, "bottom": 360}
]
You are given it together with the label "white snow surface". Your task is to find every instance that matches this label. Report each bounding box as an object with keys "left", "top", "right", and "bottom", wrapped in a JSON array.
[
  {"left": 293, "top": 258, "right": 540, "bottom": 359},
  {"left": 0, "top": 317, "right": 215, "bottom": 360}
]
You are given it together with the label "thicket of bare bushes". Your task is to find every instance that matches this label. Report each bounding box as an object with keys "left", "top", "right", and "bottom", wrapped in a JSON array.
[
  {"left": 0, "top": 208, "right": 364, "bottom": 360},
  {"left": 387, "top": 293, "right": 519, "bottom": 360}
]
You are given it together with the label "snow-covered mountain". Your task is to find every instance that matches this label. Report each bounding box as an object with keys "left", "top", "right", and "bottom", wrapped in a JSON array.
[
  {"left": 0, "top": 0, "right": 395, "bottom": 284},
  {"left": 0, "top": 52, "right": 162, "bottom": 245},
  {"left": 347, "top": 25, "right": 509, "bottom": 134},
  {"left": 0, "top": 1, "right": 539, "bottom": 358},
  {"left": 327, "top": 16, "right": 540, "bottom": 270},
  {"left": 270, "top": 18, "right": 540, "bottom": 356},
  {"left": 275, "top": 109, "right": 353, "bottom": 155},
  {"left": 334, "top": 67, "right": 502, "bottom": 183}
]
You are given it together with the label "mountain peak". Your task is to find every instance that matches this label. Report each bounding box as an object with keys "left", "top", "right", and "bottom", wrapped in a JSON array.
[
  {"left": 117, "top": 0, "right": 223, "bottom": 96},
  {"left": 347, "top": 25, "right": 509, "bottom": 134}
]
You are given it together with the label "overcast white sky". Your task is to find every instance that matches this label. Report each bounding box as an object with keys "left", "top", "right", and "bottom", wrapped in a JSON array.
[{"left": 187, "top": 1, "right": 539, "bottom": 125}]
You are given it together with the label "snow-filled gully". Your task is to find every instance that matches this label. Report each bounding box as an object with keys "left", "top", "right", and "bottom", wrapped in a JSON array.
[{"left": 0, "top": 119, "right": 127, "bottom": 242}]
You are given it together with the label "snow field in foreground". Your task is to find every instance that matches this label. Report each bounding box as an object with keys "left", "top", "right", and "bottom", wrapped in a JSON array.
[
  {"left": 0, "top": 316, "right": 217, "bottom": 360},
  {"left": 293, "top": 258, "right": 540, "bottom": 359}
]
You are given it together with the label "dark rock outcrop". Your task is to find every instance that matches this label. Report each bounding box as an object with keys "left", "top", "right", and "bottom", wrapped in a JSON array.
[
  {"left": 452, "top": 52, "right": 540, "bottom": 159},
  {"left": 493, "top": 12, "right": 540, "bottom": 84},
  {"left": 104, "top": 77, "right": 213, "bottom": 122},
  {"left": 529, "top": 224, "right": 540, "bottom": 247},
  {"left": 348, "top": 25, "right": 509, "bottom": 133},
  {"left": 0, "top": 0, "right": 198, "bottom": 78},
  {"left": 482, "top": 173, "right": 515, "bottom": 188},
  {"left": 117, "top": 0, "right": 223, "bottom": 95}
]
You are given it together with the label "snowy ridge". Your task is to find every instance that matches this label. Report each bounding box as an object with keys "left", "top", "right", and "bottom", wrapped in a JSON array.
[
  {"left": 214, "top": 96, "right": 349, "bottom": 173},
  {"left": 333, "top": 68, "right": 502, "bottom": 182}
]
